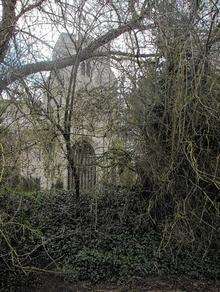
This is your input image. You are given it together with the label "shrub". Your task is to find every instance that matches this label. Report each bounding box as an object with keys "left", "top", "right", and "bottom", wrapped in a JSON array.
[{"left": 0, "top": 188, "right": 218, "bottom": 289}]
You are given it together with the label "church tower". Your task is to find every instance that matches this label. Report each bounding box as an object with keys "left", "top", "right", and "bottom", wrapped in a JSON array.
[{"left": 44, "top": 33, "right": 117, "bottom": 191}]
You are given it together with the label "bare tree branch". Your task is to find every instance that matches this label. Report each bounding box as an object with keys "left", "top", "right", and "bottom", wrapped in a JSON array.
[
  {"left": 16, "top": 0, "right": 46, "bottom": 19},
  {"left": 0, "top": 21, "right": 154, "bottom": 91}
]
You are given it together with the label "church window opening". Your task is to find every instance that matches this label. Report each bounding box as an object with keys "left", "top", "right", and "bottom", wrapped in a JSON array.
[
  {"left": 86, "top": 60, "right": 91, "bottom": 77},
  {"left": 80, "top": 61, "right": 91, "bottom": 77},
  {"left": 71, "top": 141, "right": 96, "bottom": 191},
  {"left": 81, "top": 61, "right": 86, "bottom": 76}
]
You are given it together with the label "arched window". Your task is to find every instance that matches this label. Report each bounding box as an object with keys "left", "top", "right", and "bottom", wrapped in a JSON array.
[
  {"left": 80, "top": 61, "right": 91, "bottom": 77},
  {"left": 72, "top": 141, "right": 96, "bottom": 191},
  {"left": 86, "top": 60, "right": 91, "bottom": 77},
  {"left": 81, "top": 61, "right": 86, "bottom": 76}
]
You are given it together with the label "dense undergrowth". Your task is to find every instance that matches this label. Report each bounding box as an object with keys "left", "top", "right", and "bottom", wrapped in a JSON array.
[
  {"left": 0, "top": 2, "right": 219, "bottom": 291},
  {"left": 0, "top": 187, "right": 218, "bottom": 289}
]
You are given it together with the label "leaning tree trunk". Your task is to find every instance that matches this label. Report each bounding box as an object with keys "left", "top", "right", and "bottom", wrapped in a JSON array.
[
  {"left": 0, "top": 0, "right": 17, "bottom": 63},
  {"left": 65, "top": 139, "right": 80, "bottom": 196}
]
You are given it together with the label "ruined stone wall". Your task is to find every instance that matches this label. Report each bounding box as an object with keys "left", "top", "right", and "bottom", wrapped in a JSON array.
[{"left": 43, "top": 33, "right": 118, "bottom": 190}]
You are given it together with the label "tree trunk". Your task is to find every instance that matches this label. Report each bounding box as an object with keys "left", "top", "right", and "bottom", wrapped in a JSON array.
[
  {"left": 0, "top": 0, "right": 17, "bottom": 63},
  {"left": 67, "top": 161, "right": 80, "bottom": 196},
  {"left": 66, "top": 139, "right": 80, "bottom": 196}
]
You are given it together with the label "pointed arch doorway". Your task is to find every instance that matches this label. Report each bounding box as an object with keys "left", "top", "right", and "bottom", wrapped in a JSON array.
[{"left": 71, "top": 141, "right": 96, "bottom": 192}]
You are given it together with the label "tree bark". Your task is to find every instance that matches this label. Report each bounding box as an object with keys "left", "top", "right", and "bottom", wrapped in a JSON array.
[
  {"left": 65, "top": 137, "right": 80, "bottom": 196},
  {"left": 0, "top": 0, "right": 17, "bottom": 63},
  {"left": 0, "top": 20, "right": 154, "bottom": 90}
]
